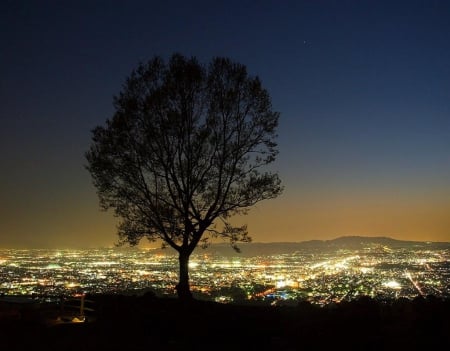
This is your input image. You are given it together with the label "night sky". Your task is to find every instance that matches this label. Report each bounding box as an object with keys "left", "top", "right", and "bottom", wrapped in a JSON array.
[{"left": 1, "top": 0, "right": 450, "bottom": 249}]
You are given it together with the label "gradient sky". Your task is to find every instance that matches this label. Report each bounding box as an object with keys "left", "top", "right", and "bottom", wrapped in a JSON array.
[{"left": 1, "top": 0, "right": 450, "bottom": 249}]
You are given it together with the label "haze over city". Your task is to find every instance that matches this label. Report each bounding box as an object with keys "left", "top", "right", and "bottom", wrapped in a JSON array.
[{"left": 1, "top": 0, "right": 450, "bottom": 249}]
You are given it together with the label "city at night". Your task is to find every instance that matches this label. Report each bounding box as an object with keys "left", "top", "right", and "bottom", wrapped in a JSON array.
[
  {"left": 1, "top": 0, "right": 450, "bottom": 350},
  {"left": 1, "top": 238, "right": 449, "bottom": 304}
]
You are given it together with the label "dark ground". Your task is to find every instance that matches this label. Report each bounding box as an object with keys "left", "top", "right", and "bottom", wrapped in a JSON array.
[{"left": 1, "top": 294, "right": 449, "bottom": 350}]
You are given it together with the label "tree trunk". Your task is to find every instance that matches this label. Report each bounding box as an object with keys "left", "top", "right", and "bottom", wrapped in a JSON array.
[{"left": 176, "top": 251, "right": 193, "bottom": 301}]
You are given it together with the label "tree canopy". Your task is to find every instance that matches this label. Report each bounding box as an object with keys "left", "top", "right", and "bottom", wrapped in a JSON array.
[{"left": 85, "top": 53, "right": 282, "bottom": 299}]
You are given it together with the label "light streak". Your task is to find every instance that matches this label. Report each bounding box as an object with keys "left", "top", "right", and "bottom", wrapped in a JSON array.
[{"left": 405, "top": 270, "right": 424, "bottom": 296}]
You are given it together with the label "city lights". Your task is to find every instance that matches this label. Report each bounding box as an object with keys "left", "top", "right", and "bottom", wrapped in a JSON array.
[{"left": 0, "top": 245, "right": 448, "bottom": 305}]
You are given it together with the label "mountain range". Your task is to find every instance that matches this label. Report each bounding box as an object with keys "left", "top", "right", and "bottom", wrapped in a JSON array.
[{"left": 191, "top": 236, "right": 450, "bottom": 257}]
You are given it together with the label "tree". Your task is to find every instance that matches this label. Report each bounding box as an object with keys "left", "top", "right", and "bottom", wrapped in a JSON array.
[{"left": 85, "top": 54, "right": 283, "bottom": 300}]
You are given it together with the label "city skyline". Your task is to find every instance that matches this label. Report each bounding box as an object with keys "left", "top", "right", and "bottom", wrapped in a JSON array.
[{"left": 1, "top": 1, "right": 450, "bottom": 249}]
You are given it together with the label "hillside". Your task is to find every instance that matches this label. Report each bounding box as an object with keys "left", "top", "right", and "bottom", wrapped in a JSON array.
[{"left": 1, "top": 294, "right": 449, "bottom": 350}]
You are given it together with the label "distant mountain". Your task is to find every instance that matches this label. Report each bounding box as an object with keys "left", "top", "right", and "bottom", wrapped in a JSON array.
[{"left": 192, "top": 236, "right": 450, "bottom": 257}]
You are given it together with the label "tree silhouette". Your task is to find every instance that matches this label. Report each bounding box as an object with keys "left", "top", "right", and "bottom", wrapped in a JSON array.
[{"left": 85, "top": 54, "right": 283, "bottom": 300}]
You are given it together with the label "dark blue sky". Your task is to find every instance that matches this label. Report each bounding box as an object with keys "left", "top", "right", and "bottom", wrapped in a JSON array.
[{"left": 1, "top": 0, "right": 450, "bottom": 248}]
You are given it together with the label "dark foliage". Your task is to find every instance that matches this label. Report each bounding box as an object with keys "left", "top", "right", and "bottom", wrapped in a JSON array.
[{"left": 2, "top": 295, "right": 449, "bottom": 350}]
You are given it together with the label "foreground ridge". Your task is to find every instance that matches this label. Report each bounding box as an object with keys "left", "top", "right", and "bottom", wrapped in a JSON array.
[{"left": 1, "top": 294, "right": 449, "bottom": 350}]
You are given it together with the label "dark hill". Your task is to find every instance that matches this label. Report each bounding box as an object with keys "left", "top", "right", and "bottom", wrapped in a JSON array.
[
  {"left": 1, "top": 294, "right": 449, "bottom": 350},
  {"left": 196, "top": 236, "right": 450, "bottom": 257}
]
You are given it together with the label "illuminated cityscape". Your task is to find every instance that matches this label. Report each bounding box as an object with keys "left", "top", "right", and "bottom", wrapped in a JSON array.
[{"left": 1, "top": 241, "right": 448, "bottom": 306}]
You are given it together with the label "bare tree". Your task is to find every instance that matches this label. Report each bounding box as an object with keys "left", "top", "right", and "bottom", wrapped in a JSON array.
[{"left": 85, "top": 54, "right": 283, "bottom": 300}]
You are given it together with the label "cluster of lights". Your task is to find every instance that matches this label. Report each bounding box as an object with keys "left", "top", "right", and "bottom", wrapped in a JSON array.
[{"left": 0, "top": 246, "right": 448, "bottom": 305}]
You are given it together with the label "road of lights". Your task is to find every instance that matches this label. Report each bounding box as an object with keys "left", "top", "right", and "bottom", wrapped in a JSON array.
[{"left": 0, "top": 246, "right": 448, "bottom": 305}]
